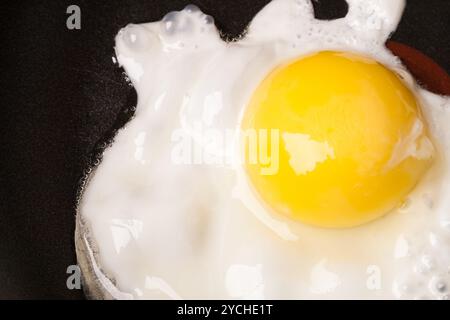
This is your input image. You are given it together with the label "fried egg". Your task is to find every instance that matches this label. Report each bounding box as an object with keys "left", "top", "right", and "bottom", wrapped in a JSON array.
[{"left": 76, "top": 0, "right": 450, "bottom": 299}]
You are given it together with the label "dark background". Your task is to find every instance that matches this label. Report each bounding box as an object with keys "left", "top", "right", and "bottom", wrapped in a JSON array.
[{"left": 0, "top": 0, "right": 448, "bottom": 299}]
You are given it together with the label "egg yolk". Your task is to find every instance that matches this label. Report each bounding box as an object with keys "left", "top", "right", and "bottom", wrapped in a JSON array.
[{"left": 242, "top": 51, "right": 434, "bottom": 228}]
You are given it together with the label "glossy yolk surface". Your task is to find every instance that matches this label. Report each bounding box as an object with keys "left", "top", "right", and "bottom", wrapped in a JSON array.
[{"left": 242, "top": 51, "right": 434, "bottom": 228}]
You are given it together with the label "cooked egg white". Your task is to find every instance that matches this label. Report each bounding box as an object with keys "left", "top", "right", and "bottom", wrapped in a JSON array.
[{"left": 77, "top": 0, "right": 450, "bottom": 299}]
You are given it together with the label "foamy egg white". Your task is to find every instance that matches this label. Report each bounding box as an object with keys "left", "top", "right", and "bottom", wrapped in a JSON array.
[{"left": 76, "top": 0, "right": 450, "bottom": 299}]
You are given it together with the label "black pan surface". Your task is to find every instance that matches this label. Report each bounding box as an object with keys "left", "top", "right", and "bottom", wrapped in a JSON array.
[{"left": 0, "top": 0, "right": 449, "bottom": 299}]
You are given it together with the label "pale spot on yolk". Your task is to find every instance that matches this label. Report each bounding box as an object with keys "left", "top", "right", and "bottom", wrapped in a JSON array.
[{"left": 282, "top": 133, "right": 335, "bottom": 175}]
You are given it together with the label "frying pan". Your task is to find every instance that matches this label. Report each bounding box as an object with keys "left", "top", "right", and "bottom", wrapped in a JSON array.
[{"left": 0, "top": 0, "right": 449, "bottom": 299}]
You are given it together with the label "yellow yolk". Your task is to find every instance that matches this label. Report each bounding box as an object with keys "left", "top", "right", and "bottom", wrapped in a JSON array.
[{"left": 242, "top": 51, "right": 434, "bottom": 228}]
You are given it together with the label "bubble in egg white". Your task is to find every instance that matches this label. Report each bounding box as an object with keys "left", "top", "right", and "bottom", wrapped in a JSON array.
[{"left": 76, "top": 0, "right": 450, "bottom": 299}]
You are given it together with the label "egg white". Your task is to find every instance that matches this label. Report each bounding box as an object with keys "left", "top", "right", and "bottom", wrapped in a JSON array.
[{"left": 77, "top": 0, "right": 450, "bottom": 299}]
